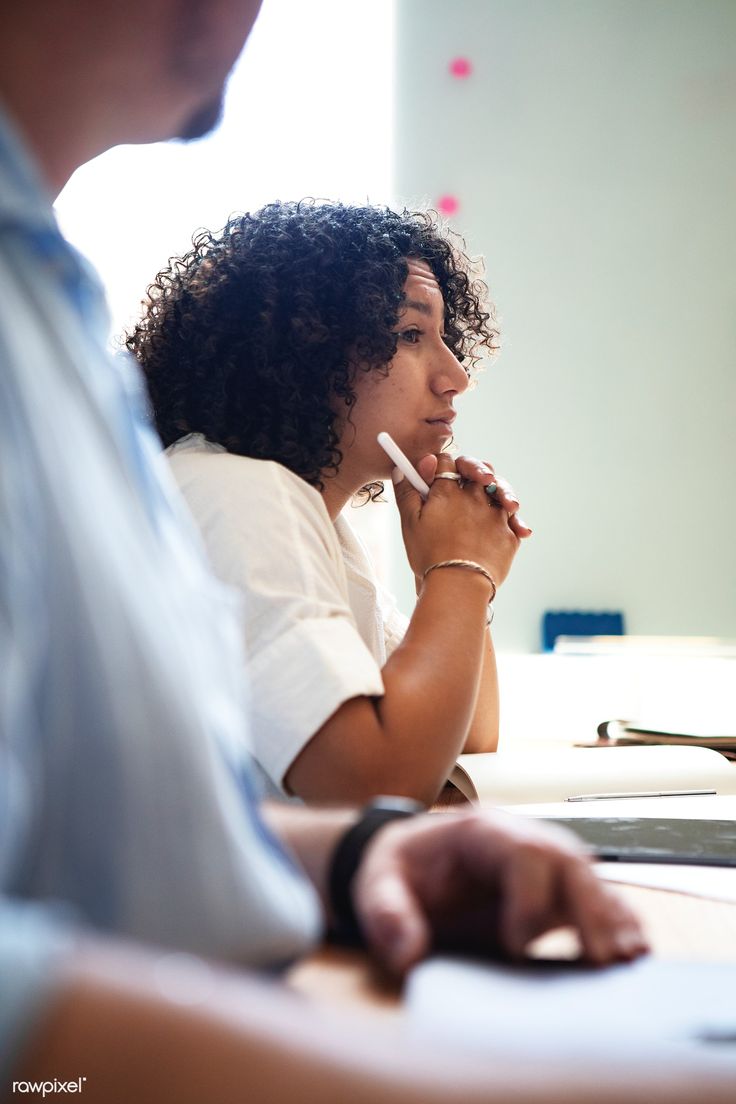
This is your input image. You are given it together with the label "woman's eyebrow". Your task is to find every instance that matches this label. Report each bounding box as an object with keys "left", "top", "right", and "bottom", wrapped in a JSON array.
[{"left": 400, "top": 298, "right": 433, "bottom": 316}]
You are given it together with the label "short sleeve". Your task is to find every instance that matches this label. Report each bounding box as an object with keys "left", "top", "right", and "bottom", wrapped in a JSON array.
[{"left": 168, "top": 452, "right": 386, "bottom": 793}]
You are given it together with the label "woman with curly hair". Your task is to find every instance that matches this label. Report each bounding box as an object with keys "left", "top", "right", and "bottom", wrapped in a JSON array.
[{"left": 128, "top": 200, "right": 531, "bottom": 805}]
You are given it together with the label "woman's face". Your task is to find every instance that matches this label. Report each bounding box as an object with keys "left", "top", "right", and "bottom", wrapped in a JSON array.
[{"left": 339, "top": 258, "right": 470, "bottom": 476}]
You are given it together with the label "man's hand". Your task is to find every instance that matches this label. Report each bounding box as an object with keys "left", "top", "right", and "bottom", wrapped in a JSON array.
[{"left": 353, "top": 810, "right": 649, "bottom": 976}]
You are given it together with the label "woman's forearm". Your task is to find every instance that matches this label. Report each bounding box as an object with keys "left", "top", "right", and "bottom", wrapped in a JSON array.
[
  {"left": 371, "top": 568, "right": 493, "bottom": 798},
  {"left": 462, "top": 633, "right": 500, "bottom": 753},
  {"left": 285, "top": 569, "right": 492, "bottom": 805}
]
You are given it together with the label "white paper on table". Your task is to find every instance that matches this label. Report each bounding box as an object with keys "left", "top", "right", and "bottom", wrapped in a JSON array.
[
  {"left": 596, "top": 861, "right": 736, "bottom": 902},
  {"left": 501, "top": 793, "right": 736, "bottom": 820},
  {"left": 407, "top": 957, "right": 736, "bottom": 1062}
]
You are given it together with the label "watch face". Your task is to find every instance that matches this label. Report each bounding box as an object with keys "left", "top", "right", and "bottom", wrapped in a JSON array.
[{"left": 369, "top": 796, "right": 424, "bottom": 816}]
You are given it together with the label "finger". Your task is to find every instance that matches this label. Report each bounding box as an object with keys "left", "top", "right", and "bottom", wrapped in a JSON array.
[
  {"left": 508, "top": 512, "right": 533, "bottom": 538},
  {"left": 563, "top": 863, "right": 650, "bottom": 964},
  {"left": 391, "top": 466, "right": 424, "bottom": 520},
  {"left": 487, "top": 818, "right": 646, "bottom": 964},
  {"left": 416, "top": 453, "right": 438, "bottom": 484},
  {"left": 428, "top": 451, "right": 461, "bottom": 496},
  {"left": 356, "top": 866, "right": 431, "bottom": 977},
  {"left": 433, "top": 451, "right": 458, "bottom": 475},
  {"left": 489, "top": 474, "right": 520, "bottom": 513},
  {"left": 497, "top": 846, "right": 560, "bottom": 957},
  {"left": 455, "top": 455, "right": 495, "bottom": 486}
]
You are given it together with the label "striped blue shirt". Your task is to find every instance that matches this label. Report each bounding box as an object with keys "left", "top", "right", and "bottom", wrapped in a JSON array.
[{"left": 0, "top": 104, "right": 321, "bottom": 1074}]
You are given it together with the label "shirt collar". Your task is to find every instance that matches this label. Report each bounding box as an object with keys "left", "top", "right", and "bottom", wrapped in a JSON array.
[{"left": 0, "top": 100, "right": 110, "bottom": 338}]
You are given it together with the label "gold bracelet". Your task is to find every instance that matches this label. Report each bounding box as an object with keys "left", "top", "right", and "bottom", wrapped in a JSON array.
[{"left": 422, "top": 559, "right": 497, "bottom": 624}]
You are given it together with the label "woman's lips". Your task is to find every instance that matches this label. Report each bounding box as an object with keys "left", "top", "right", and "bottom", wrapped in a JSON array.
[{"left": 426, "top": 417, "right": 455, "bottom": 431}]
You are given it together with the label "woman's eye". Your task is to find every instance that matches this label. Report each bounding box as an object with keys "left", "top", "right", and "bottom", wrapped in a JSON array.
[{"left": 398, "top": 328, "right": 421, "bottom": 345}]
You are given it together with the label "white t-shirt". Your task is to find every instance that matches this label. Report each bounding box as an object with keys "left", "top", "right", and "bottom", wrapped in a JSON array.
[{"left": 167, "top": 434, "right": 409, "bottom": 795}]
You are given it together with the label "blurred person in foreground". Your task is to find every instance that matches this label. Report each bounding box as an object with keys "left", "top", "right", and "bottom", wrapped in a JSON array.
[{"left": 4, "top": 4, "right": 721, "bottom": 1104}]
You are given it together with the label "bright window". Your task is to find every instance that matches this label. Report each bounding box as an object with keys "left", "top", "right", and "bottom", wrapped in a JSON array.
[{"left": 55, "top": 0, "right": 395, "bottom": 337}]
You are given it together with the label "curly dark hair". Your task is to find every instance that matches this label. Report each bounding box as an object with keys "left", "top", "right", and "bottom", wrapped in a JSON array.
[{"left": 126, "top": 200, "right": 498, "bottom": 494}]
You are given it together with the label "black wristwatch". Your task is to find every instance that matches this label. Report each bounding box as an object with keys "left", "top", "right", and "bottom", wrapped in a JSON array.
[{"left": 327, "top": 796, "right": 423, "bottom": 946}]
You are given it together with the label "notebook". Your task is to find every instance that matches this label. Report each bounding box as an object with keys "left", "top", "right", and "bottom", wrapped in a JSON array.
[
  {"left": 543, "top": 816, "right": 736, "bottom": 867},
  {"left": 448, "top": 745, "right": 736, "bottom": 805}
]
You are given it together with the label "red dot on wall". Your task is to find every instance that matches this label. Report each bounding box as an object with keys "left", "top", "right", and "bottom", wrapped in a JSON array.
[
  {"left": 436, "top": 195, "right": 460, "bottom": 217},
  {"left": 449, "top": 57, "right": 472, "bottom": 79}
]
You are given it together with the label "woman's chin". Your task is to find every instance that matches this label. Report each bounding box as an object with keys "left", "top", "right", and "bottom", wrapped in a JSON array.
[{"left": 425, "top": 423, "right": 453, "bottom": 449}]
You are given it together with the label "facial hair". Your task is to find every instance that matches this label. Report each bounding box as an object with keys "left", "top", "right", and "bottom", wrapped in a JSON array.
[{"left": 177, "top": 90, "right": 225, "bottom": 141}]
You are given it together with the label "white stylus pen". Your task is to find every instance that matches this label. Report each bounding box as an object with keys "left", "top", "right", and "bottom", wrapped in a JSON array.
[{"left": 377, "top": 431, "right": 431, "bottom": 499}]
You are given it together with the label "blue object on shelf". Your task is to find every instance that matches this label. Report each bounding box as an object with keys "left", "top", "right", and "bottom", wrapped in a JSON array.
[{"left": 542, "top": 610, "right": 625, "bottom": 652}]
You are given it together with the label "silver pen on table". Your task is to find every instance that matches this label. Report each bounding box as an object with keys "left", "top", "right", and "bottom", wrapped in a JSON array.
[{"left": 566, "top": 788, "right": 717, "bottom": 803}]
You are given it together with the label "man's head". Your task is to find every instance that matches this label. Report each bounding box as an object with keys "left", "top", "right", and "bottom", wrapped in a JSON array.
[
  {"left": 162, "top": 0, "right": 265, "bottom": 142},
  {"left": 0, "top": 0, "right": 264, "bottom": 190}
]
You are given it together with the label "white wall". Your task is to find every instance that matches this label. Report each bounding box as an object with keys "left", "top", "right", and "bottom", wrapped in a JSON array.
[{"left": 392, "top": 0, "right": 736, "bottom": 651}]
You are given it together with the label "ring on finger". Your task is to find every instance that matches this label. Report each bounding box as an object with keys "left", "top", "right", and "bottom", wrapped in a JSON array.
[
  {"left": 484, "top": 482, "right": 498, "bottom": 497},
  {"left": 434, "top": 472, "right": 462, "bottom": 482}
]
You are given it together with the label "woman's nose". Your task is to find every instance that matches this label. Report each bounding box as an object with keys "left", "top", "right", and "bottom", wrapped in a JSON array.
[{"left": 432, "top": 342, "right": 469, "bottom": 395}]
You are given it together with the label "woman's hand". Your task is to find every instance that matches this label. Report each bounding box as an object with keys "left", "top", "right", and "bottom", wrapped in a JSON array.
[
  {"left": 418, "top": 453, "right": 533, "bottom": 539},
  {"left": 393, "top": 452, "right": 526, "bottom": 587}
]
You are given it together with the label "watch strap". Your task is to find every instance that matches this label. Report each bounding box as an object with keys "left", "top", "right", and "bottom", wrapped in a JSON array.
[{"left": 327, "top": 796, "right": 422, "bottom": 946}]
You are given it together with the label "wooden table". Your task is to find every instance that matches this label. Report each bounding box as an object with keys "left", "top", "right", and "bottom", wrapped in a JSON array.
[
  {"left": 289, "top": 762, "right": 736, "bottom": 1013},
  {"left": 288, "top": 884, "right": 736, "bottom": 1015}
]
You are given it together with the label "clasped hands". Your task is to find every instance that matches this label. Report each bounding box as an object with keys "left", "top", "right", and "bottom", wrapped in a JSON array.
[{"left": 416, "top": 452, "right": 533, "bottom": 539}]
